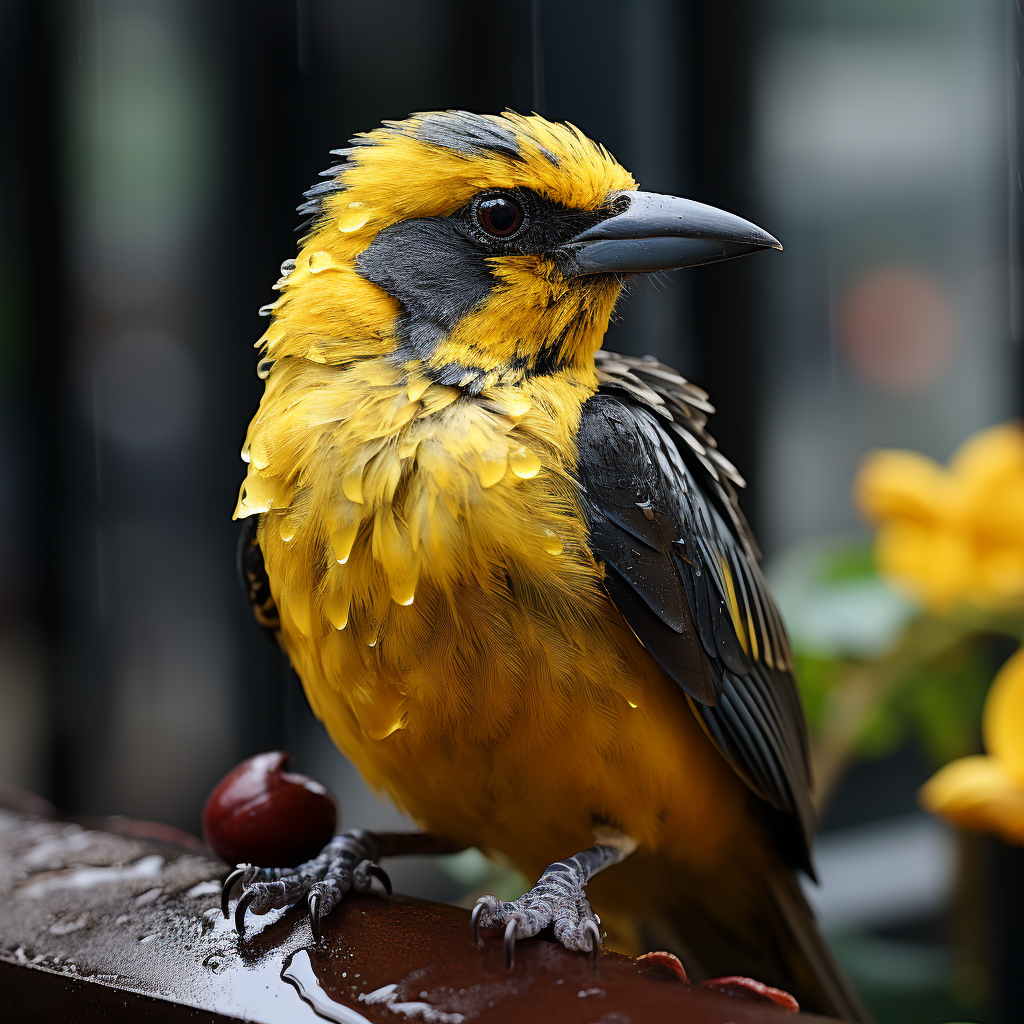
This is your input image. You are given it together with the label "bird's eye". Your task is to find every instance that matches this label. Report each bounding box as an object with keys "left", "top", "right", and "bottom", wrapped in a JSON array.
[{"left": 476, "top": 196, "right": 524, "bottom": 238}]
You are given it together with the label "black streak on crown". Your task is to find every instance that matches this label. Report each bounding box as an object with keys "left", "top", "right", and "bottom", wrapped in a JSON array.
[{"left": 410, "top": 111, "right": 525, "bottom": 162}]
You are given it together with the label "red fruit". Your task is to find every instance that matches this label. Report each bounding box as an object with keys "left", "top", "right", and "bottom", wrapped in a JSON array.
[{"left": 202, "top": 751, "right": 337, "bottom": 867}]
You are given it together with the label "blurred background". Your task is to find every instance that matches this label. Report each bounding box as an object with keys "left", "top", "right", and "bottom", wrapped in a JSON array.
[{"left": 1, "top": 1, "right": 1022, "bottom": 1021}]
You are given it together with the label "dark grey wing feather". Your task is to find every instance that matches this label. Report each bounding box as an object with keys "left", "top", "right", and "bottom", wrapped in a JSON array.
[
  {"left": 578, "top": 350, "right": 814, "bottom": 868},
  {"left": 237, "top": 515, "right": 280, "bottom": 639}
]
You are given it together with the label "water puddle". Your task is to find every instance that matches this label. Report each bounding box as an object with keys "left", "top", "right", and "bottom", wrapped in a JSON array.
[
  {"left": 23, "top": 825, "right": 98, "bottom": 868},
  {"left": 282, "top": 949, "right": 372, "bottom": 1023},
  {"left": 186, "top": 880, "right": 222, "bottom": 898},
  {"left": 49, "top": 912, "right": 92, "bottom": 935},
  {"left": 283, "top": 950, "right": 474, "bottom": 1024},
  {"left": 358, "top": 981, "right": 466, "bottom": 1023},
  {"left": 18, "top": 854, "right": 165, "bottom": 897}
]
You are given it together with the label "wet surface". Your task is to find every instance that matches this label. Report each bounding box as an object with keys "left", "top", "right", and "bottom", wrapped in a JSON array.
[
  {"left": 0, "top": 809, "right": 836, "bottom": 1022},
  {"left": 0, "top": 808, "right": 312, "bottom": 1022},
  {"left": 279, "top": 894, "right": 812, "bottom": 1024}
]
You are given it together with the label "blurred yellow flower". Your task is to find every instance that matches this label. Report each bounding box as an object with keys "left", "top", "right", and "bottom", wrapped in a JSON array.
[
  {"left": 855, "top": 422, "right": 1024, "bottom": 610},
  {"left": 921, "top": 645, "right": 1024, "bottom": 842}
]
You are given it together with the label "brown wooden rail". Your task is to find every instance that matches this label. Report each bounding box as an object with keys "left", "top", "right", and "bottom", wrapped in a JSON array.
[{"left": 0, "top": 806, "right": 837, "bottom": 1023}]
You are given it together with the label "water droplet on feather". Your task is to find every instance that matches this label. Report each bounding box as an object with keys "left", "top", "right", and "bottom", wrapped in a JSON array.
[
  {"left": 478, "top": 454, "right": 507, "bottom": 489},
  {"left": 503, "top": 393, "right": 531, "bottom": 417},
  {"left": 325, "top": 590, "right": 350, "bottom": 630},
  {"left": 509, "top": 446, "right": 541, "bottom": 479},
  {"left": 308, "top": 251, "right": 337, "bottom": 274},
  {"left": 337, "top": 202, "right": 369, "bottom": 233},
  {"left": 541, "top": 530, "right": 563, "bottom": 555},
  {"left": 330, "top": 523, "right": 359, "bottom": 564},
  {"left": 342, "top": 466, "right": 364, "bottom": 504},
  {"left": 406, "top": 378, "right": 430, "bottom": 402}
]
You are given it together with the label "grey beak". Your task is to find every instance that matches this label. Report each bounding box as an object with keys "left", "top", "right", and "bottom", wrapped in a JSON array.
[{"left": 558, "top": 191, "right": 782, "bottom": 276}]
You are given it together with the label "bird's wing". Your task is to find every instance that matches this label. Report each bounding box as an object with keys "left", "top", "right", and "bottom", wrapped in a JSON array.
[
  {"left": 577, "top": 350, "right": 814, "bottom": 865},
  {"left": 238, "top": 515, "right": 281, "bottom": 639}
]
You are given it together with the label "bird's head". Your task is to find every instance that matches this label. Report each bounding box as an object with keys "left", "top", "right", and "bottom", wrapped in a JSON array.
[{"left": 261, "top": 111, "right": 780, "bottom": 388}]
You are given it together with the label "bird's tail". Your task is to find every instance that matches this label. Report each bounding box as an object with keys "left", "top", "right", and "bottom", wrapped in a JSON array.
[
  {"left": 590, "top": 851, "right": 872, "bottom": 1023},
  {"left": 759, "top": 869, "right": 872, "bottom": 1022}
]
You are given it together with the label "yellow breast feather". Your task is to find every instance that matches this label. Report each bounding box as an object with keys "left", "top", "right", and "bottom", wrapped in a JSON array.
[{"left": 235, "top": 352, "right": 599, "bottom": 712}]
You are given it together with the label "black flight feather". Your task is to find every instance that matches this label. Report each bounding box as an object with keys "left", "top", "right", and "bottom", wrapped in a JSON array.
[{"left": 576, "top": 350, "right": 815, "bottom": 874}]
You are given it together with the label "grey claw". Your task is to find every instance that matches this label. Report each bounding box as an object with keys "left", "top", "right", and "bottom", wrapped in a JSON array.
[
  {"left": 234, "top": 889, "right": 256, "bottom": 941},
  {"left": 504, "top": 917, "right": 518, "bottom": 969},
  {"left": 308, "top": 890, "right": 323, "bottom": 944},
  {"left": 368, "top": 863, "right": 392, "bottom": 895},
  {"left": 221, "top": 867, "right": 245, "bottom": 918},
  {"left": 585, "top": 919, "right": 601, "bottom": 965},
  {"left": 470, "top": 900, "right": 485, "bottom": 947}
]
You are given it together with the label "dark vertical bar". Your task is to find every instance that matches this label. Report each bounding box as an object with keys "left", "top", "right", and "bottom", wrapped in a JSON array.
[
  {"left": 450, "top": 0, "right": 527, "bottom": 113},
  {"left": 531, "top": 0, "right": 545, "bottom": 114},
  {"left": 539, "top": 0, "right": 686, "bottom": 364},
  {"left": 1014, "top": 0, "right": 1024, "bottom": 415},
  {"left": 215, "top": 0, "right": 306, "bottom": 759},
  {"left": 620, "top": 0, "right": 687, "bottom": 368},
  {"left": 19, "top": 0, "right": 71, "bottom": 807},
  {"left": 683, "top": 0, "right": 763, "bottom": 533},
  {"left": 990, "top": 837, "right": 1024, "bottom": 1023}
]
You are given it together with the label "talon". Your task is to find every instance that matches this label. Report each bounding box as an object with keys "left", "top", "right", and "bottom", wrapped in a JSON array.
[
  {"left": 585, "top": 919, "right": 601, "bottom": 965},
  {"left": 308, "top": 890, "right": 323, "bottom": 944},
  {"left": 234, "top": 888, "right": 256, "bottom": 941},
  {"left": 368, "top": 862, "right": 392, "bottom": 895},
  {"left": 222, "top": 866, "right": 245, "bottom": 918},
  {"left": 470, "top": 900, "right": 485, "bottom": 947},
  {"left": 504, "top": 917, "right": 518, "bottom": 969}
]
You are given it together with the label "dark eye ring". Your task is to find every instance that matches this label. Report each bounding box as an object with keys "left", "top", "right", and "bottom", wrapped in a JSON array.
[{"left": 476, "top": 195, "right": 524, "bottom": 238}]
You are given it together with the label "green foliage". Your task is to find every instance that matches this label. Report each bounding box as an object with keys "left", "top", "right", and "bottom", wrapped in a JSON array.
[
  {"left": 816, "top": 541, "right": 877, "bottom": 585},
  {"left": 855, "top": 697, "right": 908, "bottom": 760},
  {"left": 853, "top": 637, "right": 992, "bottom": 764},
  {"left": 791, "top": 650, "right": 846, "bottom": 733},
  {"left": 778, "top": 533, "right": 1024, "bottom": 777}
]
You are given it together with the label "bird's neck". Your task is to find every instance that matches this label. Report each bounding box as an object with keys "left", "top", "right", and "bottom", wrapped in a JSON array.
[
  {"left": 256, "top": 255, "right": 621, "bottom": 390},
  {"left": 418, "top": 261, "right": 622, "bottom": 386}
]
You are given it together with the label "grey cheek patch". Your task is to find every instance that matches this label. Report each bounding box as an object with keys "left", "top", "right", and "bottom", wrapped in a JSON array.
[{"left": 355, "top": 217, "right": 496, "bottom": 358}]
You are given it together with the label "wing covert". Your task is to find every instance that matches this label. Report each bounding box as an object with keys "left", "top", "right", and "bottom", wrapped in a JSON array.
[{"left": 577, "top": 350, "right": 815, "bottom": 864}]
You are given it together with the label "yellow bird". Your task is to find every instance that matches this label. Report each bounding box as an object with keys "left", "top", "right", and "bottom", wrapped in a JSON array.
[{"left": 228, "top": 111, "right": 868, "bottom": 1021}]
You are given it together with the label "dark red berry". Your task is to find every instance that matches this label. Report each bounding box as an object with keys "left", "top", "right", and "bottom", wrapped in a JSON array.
[{"left": 202, "top": 751, "right": 337, "bottom": 867}]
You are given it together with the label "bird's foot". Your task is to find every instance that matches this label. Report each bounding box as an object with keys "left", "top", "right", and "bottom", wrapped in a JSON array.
[
  {"left": 471, "top": 852, "right": 605, "bottom": 968},
  {"left": 222, "top": 828, "right": 391, "bottom": 942}
]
